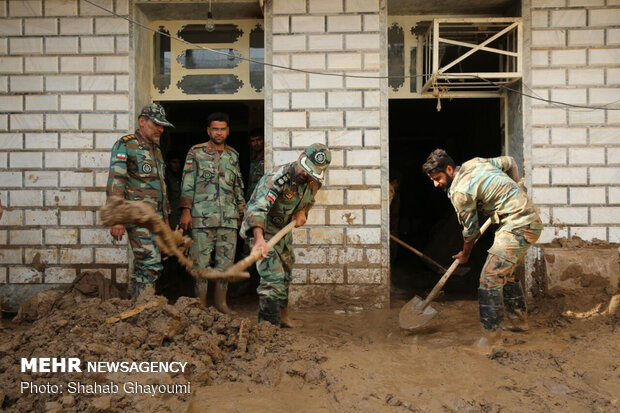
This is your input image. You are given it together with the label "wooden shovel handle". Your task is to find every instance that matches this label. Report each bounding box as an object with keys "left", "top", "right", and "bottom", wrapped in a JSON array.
[
  {"left": 419, "top": 217, "right": 493, "bottom": 311},
  {"left": 225, "top": 220, "right": 297, "bottom": 275}
]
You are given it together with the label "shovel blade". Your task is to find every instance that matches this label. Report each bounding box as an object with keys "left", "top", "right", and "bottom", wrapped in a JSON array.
[{"left": 399, "top": 296, "right": 439, "bottom": 330}]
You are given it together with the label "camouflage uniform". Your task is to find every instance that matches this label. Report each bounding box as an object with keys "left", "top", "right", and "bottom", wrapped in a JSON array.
[
  {"left": 449, "top": 156, "right": 543, "bottom": 289},
  {"left": 106, "top": 130, "right": 169, "bottom": 284},
  {"left": 240, "top": 162, "right": 320, "bottom": 304},
  {"left": 245, "top": 156, "right": 265, "bottom": 201},
  {"left": 179, "top": 140, "right": 245, "bottom": 273},
  {"left": 448, "top": 156, "right": 542, "bottom": 332}
]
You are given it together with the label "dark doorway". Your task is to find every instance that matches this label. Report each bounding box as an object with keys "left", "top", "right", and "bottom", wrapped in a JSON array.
[
  {"left": 389, "top": 98, "right": 502, "bottom": 300},
  {"left": 157, "top": 100, "right": 264, "bottom": 303}
]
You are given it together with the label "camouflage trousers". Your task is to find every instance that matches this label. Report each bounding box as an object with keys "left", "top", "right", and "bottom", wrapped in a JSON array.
[
  {"left": 190, "top": 227, "right": 237, "bottom": 271},
  {"left": 256, "top": 232, "right": 294, "bottom": 305},
  {"left": 480, "top": 221, "right": 543, "bottom": 289},
  {"left": 127, "top": 225, "right": 162, "bottom": 283}
]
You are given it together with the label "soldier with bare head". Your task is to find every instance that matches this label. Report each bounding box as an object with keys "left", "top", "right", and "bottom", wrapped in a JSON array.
[
  {"left": 105, "top": 103, "right": 174, "bottom": 299},
  {"left": 179, "top": 112, "right": 246, "bottom": 314},
  {"left": 423, "top": 149, "right": 543, "bottom": 352}
]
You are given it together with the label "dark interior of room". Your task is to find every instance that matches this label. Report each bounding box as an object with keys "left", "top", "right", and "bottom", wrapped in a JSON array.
[{"left": 389, "top": 98, "right": 502, "bottom": 300}]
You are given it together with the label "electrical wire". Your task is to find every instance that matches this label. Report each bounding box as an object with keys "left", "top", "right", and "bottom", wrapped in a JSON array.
[{"left": 82, "top": 0, "right": 620, "bottom": 111}]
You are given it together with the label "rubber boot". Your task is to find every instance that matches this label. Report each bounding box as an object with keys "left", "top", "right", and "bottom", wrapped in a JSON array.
[
  {"left": 131, "top": 281, "right": 150, "bottom": 301},
  {"left": 258, "top": 296, "right": 280, "bottom": 326},
  {"left": 195, "top": 278, "right": 208, "bottom": 308},
  {"left": 474, "top": 288, "right": 504, "bottom": 354},
  {"left": 503, "top": 280, "right": 529, "bottom": 332},
  {"left": 280, "top": 304, "right": 303, "bottom": 328},
  {"left": 214, "top": 280, "right": 235, "bottom": 314}
]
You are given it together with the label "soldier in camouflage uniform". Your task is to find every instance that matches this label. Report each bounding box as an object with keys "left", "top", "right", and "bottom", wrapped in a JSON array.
[
  {"left": 246, "top": 129, "right": 265, "bottom": 201},
  {"left": 106, "top": 103, "right": 174, "bottom": 299},
  {"left": 179, "top": 112, "right": 246, "bottom": 314},
  {"left": 422, "top": 149, "right": 543, "bottom": 351},
  {"left": 240, "top": 143, "right": 331, "bottom": 327}
]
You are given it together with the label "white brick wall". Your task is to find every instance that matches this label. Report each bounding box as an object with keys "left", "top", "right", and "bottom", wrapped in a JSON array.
[
  {"left": 530, "top": 1, "right": 620, "bottom": 241},
  {"left": 0, "top": 0, "right": 130, "bottom": 288},
  {"left": 269, "top": 0, "right": 387, "bottom": 306}
]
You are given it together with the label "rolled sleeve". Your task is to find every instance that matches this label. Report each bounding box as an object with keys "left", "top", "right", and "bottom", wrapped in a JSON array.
[{"left": 451, "top": 191, "right": 480, "bottom": 242}]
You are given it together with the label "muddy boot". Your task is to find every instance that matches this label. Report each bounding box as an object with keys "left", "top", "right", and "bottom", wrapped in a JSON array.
[
  {"left": 195, "top": 278, "right": 208, "bottom": 308},
  {"left": 131, "top": 281, "right": 150, "bottom": 301},
  {"left": 474, "top": 288, "right": 504, "bottom": 354},
  {"left": 280, "top": 304, "right": 303, "bottom": 328},
  {"left": 503, "top": 281, "right": 529, "bottom": 332},
  {"left": 214, "top": 280, "right": 235, "bottom": 314},
  {"left": 258, "top": 297, "right": 280, "bottom": 326}
]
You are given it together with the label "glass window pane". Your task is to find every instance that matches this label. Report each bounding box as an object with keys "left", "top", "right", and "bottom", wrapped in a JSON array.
[
  {"left": 249, "top": 24, "right": 264, "bottom": 92},
  {"left": 177, "top": 74, "right": 244, "bottom": 94},
  {"left": 177, "top": 49, "right": 242, "bottom": 69},
  {"left": 388, "top": 23, "right": 405, "bottom": 91},
  {"left": 153, "top": 26, "right": 171, "bottom": 93},
  {"left": 177, "top": 24, "right": 243, "bottom": 44}
]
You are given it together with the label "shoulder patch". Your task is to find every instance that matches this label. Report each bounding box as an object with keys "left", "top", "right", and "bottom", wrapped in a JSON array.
[
  {"left": 186, "top": 159, "right": 193, "bottom": 165},
  {"left": 121, "top": 134, "right": 135, "bottom": 142},
  {"left": 267, "top": 190, "right": 278, "bottom": 202}
]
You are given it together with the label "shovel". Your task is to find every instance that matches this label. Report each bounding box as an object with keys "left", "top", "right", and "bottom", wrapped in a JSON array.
[
  {"left": 399, "top": 217, "right": 493, "bottom": 330},
  {"left": 390, "top": 234, "right": 470, "bottom": 276}
]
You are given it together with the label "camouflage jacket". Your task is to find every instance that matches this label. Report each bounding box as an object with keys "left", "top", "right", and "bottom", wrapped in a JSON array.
[
  {"left": 448, "top": 156, "right": 540, "bottom": 242},
  {"left": 179, "top": 140, "right": 246, "bottom": 229},
  {"left": 245, "top": 156, "right": 265, "bottom": 201},
  {"left": 106, "top": 131, "right": 169, "bottom": 219},
  {"left": 240, "top": 162, "right": 320, "bottom": 239}
]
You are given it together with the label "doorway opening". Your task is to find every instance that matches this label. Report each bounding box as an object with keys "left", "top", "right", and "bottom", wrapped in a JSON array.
[
  {"left": 157, "top": 100, "right": 264, "bottom": 303},
  {"left": 389, "top": 98, "right": 502, "bottom": 301}
]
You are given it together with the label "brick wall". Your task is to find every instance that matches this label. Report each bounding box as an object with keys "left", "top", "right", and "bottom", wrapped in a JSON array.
[
  {"left": 529, "top": 0, "right": 620, "bottom": 243},
  {"left": 266, "top": 0, "right": 389, "bottom": 307},
  {"left": 0, "top": 0, "right": 131, "bottom": 292}
]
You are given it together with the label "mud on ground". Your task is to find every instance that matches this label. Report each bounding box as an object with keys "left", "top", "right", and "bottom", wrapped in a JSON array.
[{"left": 0, "top": 283, "right": 618, "bottom": 412}]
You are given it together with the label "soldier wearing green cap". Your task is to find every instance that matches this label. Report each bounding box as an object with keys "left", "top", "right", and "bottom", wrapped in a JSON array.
[
  {"left": 179, "top": 112, "right": 246, "bottom": 314},
  {"left": 106, "top": 103, "right": 174, "bottom": 299},
  {"left": 240, "top": 143, "right": 331, "bottom": 327}
]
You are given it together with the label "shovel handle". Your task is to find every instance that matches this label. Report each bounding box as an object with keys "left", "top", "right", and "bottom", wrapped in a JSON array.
[
  {"left": 224, "top": 220, "right": 297, "bottom": 275},
  {"left": 390, "top": 234, "right": 448, "bottom": 274},
  {"left": 419, "top": 217, "right": 493, "bottom": 311}
]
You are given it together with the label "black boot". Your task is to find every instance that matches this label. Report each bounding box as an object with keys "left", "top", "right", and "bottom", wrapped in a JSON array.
[
  {"left": 475, "top": 288, "right": 504, "bottom": 352},
  {"left": 258, "top": 297, "right": 280, "bottom": 326},
  {"left": 479, "top": 287, "right": 504, "bottom": 331},
  {"left": 503, "top": 281, "right": 529, "bottom": 331}
]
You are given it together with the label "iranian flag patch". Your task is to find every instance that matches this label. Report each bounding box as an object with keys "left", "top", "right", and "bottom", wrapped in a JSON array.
[
  {"left": 186, "top": 159, "right": 193, "bottom": 165},
  {"left": 267, "top": 190, "right": 277, "bottom": 202},
  {"left": 116, "top": 152, "right": 127, "bottom": 160}
]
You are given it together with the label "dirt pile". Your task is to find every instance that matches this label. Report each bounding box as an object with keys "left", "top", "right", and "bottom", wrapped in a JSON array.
[{"left": 0, "top": 288, "right": 329, "bottom": 412}]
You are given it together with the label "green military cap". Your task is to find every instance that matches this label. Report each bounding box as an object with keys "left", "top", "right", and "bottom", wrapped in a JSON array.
[
  {"left": 139, "top": 103, "right": 174, "bottom": 128},
  {"left": 298, "top": 143, "right": 331, "bottom": 181}
]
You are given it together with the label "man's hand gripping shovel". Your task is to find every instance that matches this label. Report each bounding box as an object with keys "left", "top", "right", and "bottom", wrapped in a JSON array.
[{"left": 398, "top": 217, "right": 493, "bottom": 331}]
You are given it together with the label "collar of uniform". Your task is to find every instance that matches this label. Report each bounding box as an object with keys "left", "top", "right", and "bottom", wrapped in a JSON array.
[
  {"left": 447, "top": 165, "right": 462, "bottom": 197},
  {"left": 205, "top": 139, "right": 228, "bottom": 153},
  {"left": 134, "top": 129, "right": 156, "bottom": 148}
]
